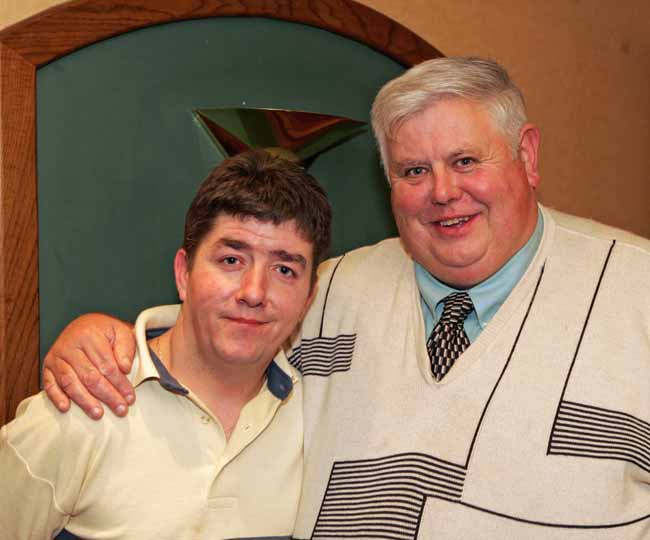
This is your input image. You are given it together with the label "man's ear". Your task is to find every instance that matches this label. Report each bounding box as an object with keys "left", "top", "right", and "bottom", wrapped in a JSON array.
[
  {"left": 174, "top": 249, "right": 190, "bottom": 302},
  {"left": 518, "top": 123, "right": 541, "bottom": 189}
]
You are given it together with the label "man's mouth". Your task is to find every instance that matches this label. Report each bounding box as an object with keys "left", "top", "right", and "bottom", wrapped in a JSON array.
[
  {"left": 228, "top": 317, "right": 267, "bottom": 326},
  {"left": 437, "top": 216, "right": 472, "bottom": 227}
]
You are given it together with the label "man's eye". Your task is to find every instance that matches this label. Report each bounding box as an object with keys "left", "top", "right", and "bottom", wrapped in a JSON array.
[
  {"left": 405, "top": 166, "right": 427, "bottom": 177},
  {"left": 455, "top": 157, "right": 476, "bottom": 168},
  {"left": 277, "top": 265, "right": 296, "bottom": 277},
  {"left": 222, "top": 256, "right": 239, "bottom": 265}
]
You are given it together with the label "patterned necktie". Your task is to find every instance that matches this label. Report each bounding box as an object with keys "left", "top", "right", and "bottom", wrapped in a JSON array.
[{"left": 427, "top": 292, "right": 475, "bottom": 381}]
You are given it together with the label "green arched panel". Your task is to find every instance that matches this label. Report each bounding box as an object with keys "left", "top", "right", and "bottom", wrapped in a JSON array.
[{"left": 37, "top": 16, "right": 404, "bottom": 358}]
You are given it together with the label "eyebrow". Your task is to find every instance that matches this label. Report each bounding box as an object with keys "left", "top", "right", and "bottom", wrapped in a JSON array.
[
  {"left": 448, "top": 148, "right": 478, "bottom": 158},
  {"left": 218, "top": 238, "right": 307, "bottom": 267},
  {"left": 271, "top": 250, "right": 307, "bottom": 267},
  {"left": 390, "top": 159, "right": 430, "bottom": 170},
  {"left": 220, "top": 238, "right": 249, "bottom": 251}
]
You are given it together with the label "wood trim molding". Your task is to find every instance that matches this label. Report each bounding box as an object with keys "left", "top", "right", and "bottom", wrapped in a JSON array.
[
  {"left": 0, "top": 0, "right": 441, "bottom": 425},
  {"left": 0, "top": 43, "right": 39, "bottom": 425},
  {"left": 0, "top": 0, "right": 441, "bottom": 67}
]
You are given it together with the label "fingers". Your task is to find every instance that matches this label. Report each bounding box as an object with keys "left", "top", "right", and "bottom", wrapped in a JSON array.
[
  {"left": 41, "top": 313, "right": 138, "bottom": 417},
  {"left": 111, "top": 321, "right": 137, "bottom": 377},
  {"left": 65, "top": 346, "right": 131, "bottom": 417},
  {"left": 83, "top": 330, "right": 136, "bottom": 406},
  {"left": 43, "top": 358, "right": 105, "bottom": 419},
  {"left": 42, "top": 367, "right": 71, "bottom": 413}
]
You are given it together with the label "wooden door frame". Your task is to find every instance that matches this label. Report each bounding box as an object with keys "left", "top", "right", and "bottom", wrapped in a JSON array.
[{"left": 0, "top": 0, "right": 440, "bottom": 425}]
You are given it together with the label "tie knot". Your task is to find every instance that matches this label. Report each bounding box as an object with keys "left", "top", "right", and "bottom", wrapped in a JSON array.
[{"left": 439, "top": 292, "right": 474, "bottom": 324}]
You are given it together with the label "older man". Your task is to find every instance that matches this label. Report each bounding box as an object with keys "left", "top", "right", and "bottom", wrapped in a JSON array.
[{"left": 40, "top": 58, "right": 650, "bottom": 539}]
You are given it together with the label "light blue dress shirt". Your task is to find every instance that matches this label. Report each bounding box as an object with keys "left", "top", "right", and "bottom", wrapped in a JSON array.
[{"left": 416, "top": 211, "right": 544, "bottom": 342}]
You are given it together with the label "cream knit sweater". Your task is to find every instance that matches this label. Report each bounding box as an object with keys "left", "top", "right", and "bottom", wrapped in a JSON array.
[{"left": 291, "top": 206, "right": 650, "bottom": 540}]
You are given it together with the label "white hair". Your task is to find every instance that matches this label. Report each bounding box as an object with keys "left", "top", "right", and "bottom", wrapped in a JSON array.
[{"left": 371, "top": 57, "right": 528, "bottom": 176}]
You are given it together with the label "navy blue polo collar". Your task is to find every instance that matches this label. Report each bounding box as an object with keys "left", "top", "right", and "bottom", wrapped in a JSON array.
[
  {"left": 146, "top": 338, "right": 293, "bottom": 400},
  {"left": 147, "top": 346, "right": 188, "bottom": 395}
]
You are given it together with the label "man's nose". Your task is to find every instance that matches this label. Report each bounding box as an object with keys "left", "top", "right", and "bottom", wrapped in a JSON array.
[
  {"left": 431, "top": 169, "right": 461, "bottom": 205},
  {"left": 236, "top": 266, "right": 267, "bottom": 307}
]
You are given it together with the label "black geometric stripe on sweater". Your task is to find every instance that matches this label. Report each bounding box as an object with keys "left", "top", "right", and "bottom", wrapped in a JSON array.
[
  {"left": 311, "top": 453, "right": 466, "bottom": 540},
  {"left": 549, "top": 400, "right": 650, "bottom": 474},
  {"left": 287, "top": 334, "right": 356, "bottom": 377}
]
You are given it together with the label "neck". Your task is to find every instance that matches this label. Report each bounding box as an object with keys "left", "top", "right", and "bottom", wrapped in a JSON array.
[{"left": 154, "top": 317, "right": 267, "bottom": 439}]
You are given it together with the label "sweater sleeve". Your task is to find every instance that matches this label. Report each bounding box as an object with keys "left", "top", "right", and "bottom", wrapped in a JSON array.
[{"left": 0, "top": 393, "right": 104, "bottom": 539}]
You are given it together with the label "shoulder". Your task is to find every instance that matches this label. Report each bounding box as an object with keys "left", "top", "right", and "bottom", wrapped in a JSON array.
[
  {"left": 546, "top": 206, "right": 650, "bottom": 255},
  {"left": 312, "top": 238, "right": 412, "bottom": 313},
  {"left": 299, "top": 238, "right": 413, "bottom": 340},
  {"left": 1, "top": 392, "right": 134, "bottom": 523},
  {"left": 3, "top": 391, "right": 121, "bottom": 472},
  {"left": 542, "top": 207, "right": 650, "bottom": 309},
  {"left": 316, "top": 237, "right": 411, "bottom": 290},
  {"left": 544, "top": 206, "right": 650, "bottom": 286},
  {"left": 1, "top": 392, "right": 116, "bottom": 517}
]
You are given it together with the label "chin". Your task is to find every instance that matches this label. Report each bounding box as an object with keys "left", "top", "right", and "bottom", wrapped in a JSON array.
[{"left": 423, "top": 254, "right": 491, "bottom": 287}]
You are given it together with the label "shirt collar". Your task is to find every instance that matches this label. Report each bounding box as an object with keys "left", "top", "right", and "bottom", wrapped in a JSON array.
[
  {"left": 415, "top": 209, "right": 544, "bottom": 327},
  {"left": 131, "top": 305, "right": 294, "bottom": 400},
  {"left": 147, "top": 345, "right": 188, "bottom": 395},
  {"left": 265, "top": 358, "right": 294, "bottom": 399}
]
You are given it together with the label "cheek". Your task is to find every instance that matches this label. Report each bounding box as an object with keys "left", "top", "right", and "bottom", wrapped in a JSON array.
[
  {"left": 280, "top": 290, "right": 309, "bottom": 315},
  {"left": 481, "top": 181, "right": 530, "bottom": 229},
  {"left": 391, "top": 185, "right": 428, "bottom": 219},
  {"left": 471, "top": 166, "right": 528, "bottom": 204},
  {"left": 188, "top": 272, "right": 226, "bottom": 305},
  {"left": 275, "top": 289, "right": 312, "bottom": 326},
  {"left": 461, "top": 170, "right": 498, "bottom": 203}
]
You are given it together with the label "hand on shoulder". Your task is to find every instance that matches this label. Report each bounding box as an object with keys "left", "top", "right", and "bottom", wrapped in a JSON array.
[{"left": 42, "top": 313, "right": 137, "bottom": 419}]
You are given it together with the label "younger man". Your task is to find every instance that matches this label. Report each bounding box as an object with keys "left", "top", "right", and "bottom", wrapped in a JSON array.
[{"left": 0, "top": 150, "right": 331, "bottom": 540}]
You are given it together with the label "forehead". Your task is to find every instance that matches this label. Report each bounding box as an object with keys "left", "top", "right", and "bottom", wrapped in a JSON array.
[
  {"left": 389, "top": 98, "right": 500, "bottom": 155},
  {"left": 202, "top": 214, "right": 313, "bottom": 256}
]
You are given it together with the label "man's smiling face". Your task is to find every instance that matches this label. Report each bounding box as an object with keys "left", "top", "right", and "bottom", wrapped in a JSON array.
[
  {"left": 387, "top": 98, "right": 541, "bottom": 288},
  {"left": 175, "top": 214, "right": 314, "bottom": 371}
]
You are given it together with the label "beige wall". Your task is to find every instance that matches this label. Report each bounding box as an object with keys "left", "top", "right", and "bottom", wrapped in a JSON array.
[
  {"left": 0, "top": 0, "right": 60, "bottom": 29},
  {"left": 3, "top": 0, "right": 649, "bottom": 237},
  {"left": 357, "top": 0, "right": 650, "bottom": 238}
]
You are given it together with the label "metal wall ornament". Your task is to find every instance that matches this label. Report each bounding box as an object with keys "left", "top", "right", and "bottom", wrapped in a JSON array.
[{"left": 194, "top": 107, "right": 367, "bottom": 165}]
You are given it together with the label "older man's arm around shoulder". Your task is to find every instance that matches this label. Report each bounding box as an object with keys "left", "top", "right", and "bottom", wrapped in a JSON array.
[{"left": 42, "top": 313, "right": 137, "bottom": 419}]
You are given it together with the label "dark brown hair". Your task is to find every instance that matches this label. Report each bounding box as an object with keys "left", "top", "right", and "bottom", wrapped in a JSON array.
[{"left": 183, "top": 150, "right": 331, "bottom": 279}]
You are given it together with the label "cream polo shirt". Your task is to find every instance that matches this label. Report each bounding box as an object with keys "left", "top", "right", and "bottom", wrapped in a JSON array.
[{"left": 0, "top": 304, "right": 303, "bottom": 540}]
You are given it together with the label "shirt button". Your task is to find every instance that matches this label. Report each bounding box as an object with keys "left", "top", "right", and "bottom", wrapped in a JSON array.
[
  {"left": 243, "top": 424, "right": 251, "bottom": 431},
  {"left": 200, "top": 415, "right": 210, "bottom": 424}
]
